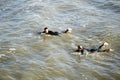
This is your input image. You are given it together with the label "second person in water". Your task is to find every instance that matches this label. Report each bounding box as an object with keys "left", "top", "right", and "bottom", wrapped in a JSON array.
[
  {"left": 75, "top": 42, "right": 113, "bottom": 55},
  {"left": 40, "top": 27, "right": 72, "bottom": 36}
]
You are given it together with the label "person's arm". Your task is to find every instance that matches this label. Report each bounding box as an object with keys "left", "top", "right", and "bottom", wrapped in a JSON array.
[
  {"left": 98, "top": 42, "right": 109, "bottom": 51},
  {"left": 98, "top": 44, "right": 104, "bottom": 50}
]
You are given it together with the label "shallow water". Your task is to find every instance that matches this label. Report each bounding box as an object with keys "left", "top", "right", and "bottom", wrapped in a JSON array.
[{"left": 0, "top": 0, "right": 120, "bottom": 80}]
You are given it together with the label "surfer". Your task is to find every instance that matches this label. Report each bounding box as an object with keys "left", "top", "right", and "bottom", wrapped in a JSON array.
[
  {"left": 75, "top": 42, "right": 113, "bottom": 55},
  {"left": 40, "top": 27, "right": 60, "bottom": 36},
  {"left": 39, "top": 27, "right": 72, "bottom": 36}
]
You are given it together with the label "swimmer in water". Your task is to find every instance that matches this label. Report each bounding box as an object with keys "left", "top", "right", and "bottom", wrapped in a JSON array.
[
  {"left": 75, "top": 42, "right": 113, "bottom": 55},
  {"left": 41, "top": 27, "right": 60, "bottom": 36},
  {"left": 39, "top": 27, "right": 72, "bottom": 36}
]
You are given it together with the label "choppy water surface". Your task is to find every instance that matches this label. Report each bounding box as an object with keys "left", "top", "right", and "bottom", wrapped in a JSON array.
[{"left": 0, "top": 0, "right": 120, "bottom": 80}]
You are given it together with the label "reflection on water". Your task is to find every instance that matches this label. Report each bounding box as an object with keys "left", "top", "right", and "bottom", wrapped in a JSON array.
[{"left": 0, "top": 0, "right": 120, "bottom": 80}]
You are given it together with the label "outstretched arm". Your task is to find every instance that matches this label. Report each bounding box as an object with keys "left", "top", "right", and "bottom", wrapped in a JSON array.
[
  {"left": 98, "top": 44, "right": 104, "bottom": 50},
  {"left": 98, "top": 42, "right": 109, "bottom": 50}
]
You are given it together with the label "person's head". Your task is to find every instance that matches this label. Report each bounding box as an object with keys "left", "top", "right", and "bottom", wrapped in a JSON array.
[
  {"left": 44, "top": 27, "right": 49, "bottom": 33},
  {"left": 77, "top": 45, "right": 83, "bottom": 50}
]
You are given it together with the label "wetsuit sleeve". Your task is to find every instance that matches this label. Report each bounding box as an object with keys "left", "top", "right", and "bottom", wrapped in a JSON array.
[
  {"left": 98, "top": 44, "right": 104, "bottom": 50},
  {"left": 74, "top": 49, "right": 84, "bottom": 55},
  {"left": 81, "top": 50, "right": 84, "bottom": 55},
  {"left": 75, "top": 50, "right": 79, "bottom": 52},
  {"left": 42, "top": 31, "right": 45, "bottom": 33}
]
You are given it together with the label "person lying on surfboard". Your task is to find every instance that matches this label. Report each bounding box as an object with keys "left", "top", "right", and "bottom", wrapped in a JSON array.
[
  {"left": 39, "top": 27, "right": 72, "bottom": 36},
  {"left": 75, "top": 42, "right": 113, "bottom": 55}
]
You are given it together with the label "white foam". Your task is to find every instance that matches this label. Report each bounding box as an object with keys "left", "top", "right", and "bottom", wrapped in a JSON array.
[
  {"left": 70, "top": 52, "right": 81, "bottom": 56},
  {"left": 9, "top": 48, "right": 16, "bottom": 51},
  {"left": 0, "top": 54, "right": 5, "bottom": 58}
]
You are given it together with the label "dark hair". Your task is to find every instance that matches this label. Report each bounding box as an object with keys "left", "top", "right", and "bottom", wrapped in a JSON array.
[{"left": 44, "top": 27, "right": 48, "bottom": 30}]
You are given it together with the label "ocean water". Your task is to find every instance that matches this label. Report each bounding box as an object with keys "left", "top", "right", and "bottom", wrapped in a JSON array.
[{"left": 0, "top": 0, "right": 120, "bottom": 80}]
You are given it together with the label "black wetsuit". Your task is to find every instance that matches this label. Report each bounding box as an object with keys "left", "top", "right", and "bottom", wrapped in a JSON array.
[
  {"left": 47, "top": 31, "right": 59, "bottom": 35},
  {"left": 43, "top": 30, "right": 60, "bottom": 36},
  {"left": 75, "top": 49, "right": 84, "bottom": 55},
  {"left": 64, "top": 30, "right": 69, "bottom": 33}
]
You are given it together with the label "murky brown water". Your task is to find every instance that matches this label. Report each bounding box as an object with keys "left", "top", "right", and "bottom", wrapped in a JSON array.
[{"left": 0, "top": 0, "right": 120, "bottom": 80}]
